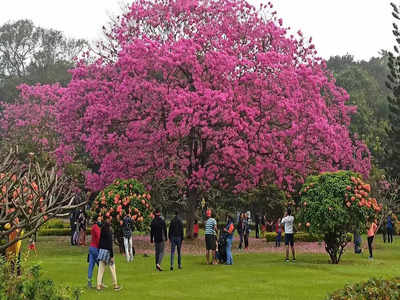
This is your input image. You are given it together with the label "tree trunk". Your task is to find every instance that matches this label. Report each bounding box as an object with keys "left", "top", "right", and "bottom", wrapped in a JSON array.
[{"left": 324, "top": 232, "right": 348, "bottom": 264}]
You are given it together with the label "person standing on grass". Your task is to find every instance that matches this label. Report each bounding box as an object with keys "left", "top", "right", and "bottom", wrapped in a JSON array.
[
  {"left": 275, "top": 218, "right": 282, "bottom": 247},
  {"left": 281, "top": 208, "right": 295, "bottom": 262},
  {"left": 205, "top": 209, "right": 218, "bottom": 265},
  {"left": 193, "top": 220, "right": 199, "bottom": 239},
  {"left": 69, "top": 209, "right": 78, "bottom": 246},
  {"left": 386, "top": 214, "right": 394, "bottom": 244},
  {"left": 87, "top": 215, "right": 102, "bottom": 288},
  {"left": 223, "top": 215, "right": 235, "bottom": 265},
  {"left": 97, "top": 215, "right": 121, "bottom": 292},
  {"left": 122, "top": 213, "right": 134, "bottom": 262},
  {"left": 255, "top": 214, "right": 260, "bottom": 239},
  {"left": 261, "top": 215, "right": 266, "bottom": 238},
  {"left": 382, "top": 217, "right": 387, "bottom": 243},
  {"left": 237, "top": 213, "right": 244, "bottom": 249},
  {"left": 168, "top": 211, "right": 184, "bottom": 271},
  {"left": 78, "top": 209, "right": 87, "bottom": 246},
  {"left": 243, "top": 212, "right": 250, "bottom": 250},
  {"left": 367, "top": 218, "right": 378, "bottom": 259},
  {"left": 150, "top": 208, "right": 168, "bottom": 271}
]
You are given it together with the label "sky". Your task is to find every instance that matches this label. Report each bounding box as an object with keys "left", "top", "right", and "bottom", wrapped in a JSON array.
[{"left": 0, "top": 0, "right": 395, "bottom": 61}]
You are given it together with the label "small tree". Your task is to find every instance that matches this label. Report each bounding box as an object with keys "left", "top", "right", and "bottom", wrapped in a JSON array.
[
  {"left": 91, "top": 178, "right": 153, "bottom": 235},
  {"left": 298, "top": 171, "right": 380, "bottom": 264},
  {"left": 0, "top": 149, "right": 83, "bottom": 254}
]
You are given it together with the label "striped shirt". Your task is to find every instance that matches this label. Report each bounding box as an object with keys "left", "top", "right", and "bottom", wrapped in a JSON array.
[{"left": 205, "top": 218, "right": 217, "bottom": 235}]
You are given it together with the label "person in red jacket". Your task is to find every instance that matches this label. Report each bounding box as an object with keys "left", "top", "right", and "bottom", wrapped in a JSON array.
[{"left": 87, "top": 215, "right": 102, "bottom": 288}]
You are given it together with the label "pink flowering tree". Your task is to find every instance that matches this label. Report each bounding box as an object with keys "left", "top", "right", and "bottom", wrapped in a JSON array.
[
  {"left": 1, "top": 0, "right": 368, "bottom": 236},
  {"left": 0, "top": 84, "right": 63, "bottom": 163},
  {"left": 54, "top": 0, "right": 370, "bottom": 236}
]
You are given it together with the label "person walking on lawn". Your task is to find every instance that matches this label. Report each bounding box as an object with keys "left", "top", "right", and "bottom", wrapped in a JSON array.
[
  {"left": 87, "top": 215, "right": 102, "bottom": 288},
  {"left": 205, "top": 209, "right": 218, "bottom": 265},
  {"left": 96, "top": 215, "right": 121, "bottom": 292},
  {"left": 151, "top": 208, "right": 168, "bottom": 271},
  {"left": 281, "top": 208, "right": 295, "bottom": 262},
  {"left": 168, "top": 211, "right": 184, "bottom": 271},
  {"left": 367, "top": 218, "right": 378, "bottom": 259},
  {"left": 122, "top": 213, "right": 134, "bottom": 262}
]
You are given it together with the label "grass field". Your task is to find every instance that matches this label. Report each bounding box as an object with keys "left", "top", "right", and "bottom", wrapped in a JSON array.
[{"left": 29, "top": 235, "right": 400, "bottom": 300}]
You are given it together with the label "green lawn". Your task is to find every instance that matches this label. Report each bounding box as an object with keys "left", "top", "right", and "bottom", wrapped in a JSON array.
[{"left": 29, "top": 236, "right": 400, "bottom": 300}]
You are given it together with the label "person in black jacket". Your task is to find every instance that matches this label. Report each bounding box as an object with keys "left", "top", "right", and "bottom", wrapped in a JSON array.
[
  {"left": 151, "top": 208, "right": 167, "bottom": 271},
  {"left": 96, "top": 216, "right": 121, "bottom": 291},
  {"left": 168, "top": 211, "right": 184, "bottom": 271}
]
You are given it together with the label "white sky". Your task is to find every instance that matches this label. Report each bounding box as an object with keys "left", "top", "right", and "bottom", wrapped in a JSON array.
[{"left": 0, "top": 0, "right": 394, "bottom": 61}]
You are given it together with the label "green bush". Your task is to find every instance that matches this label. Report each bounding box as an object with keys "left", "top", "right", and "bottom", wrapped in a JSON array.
[
  {"left": 264, "top": 232, "right": 352, "bottom": 243},
  {"left": 297, "top": 171, "right": 379, "bottom": 264},
  {"left": 0, "top": 259, "right": 82, "bottom": 300},
  {"left": 264, "top": 232, "right": 323, "bottom": 242},
  {"left": 40, "top": 219, "right": 69, "bottom": 229},
  {"left": 327, "top": 278, "right": 400, "bottom": 299},
  {"left": 38, "top": 228, "right": 91, "bottom": 236},
  {"left": 92, "top": 179, "right": 153, "bottom": 233}
]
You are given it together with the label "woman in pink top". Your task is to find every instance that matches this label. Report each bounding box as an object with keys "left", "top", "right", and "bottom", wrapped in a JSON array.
[{"left": 367, "top": 219, "right": 378, "bottom": 259}]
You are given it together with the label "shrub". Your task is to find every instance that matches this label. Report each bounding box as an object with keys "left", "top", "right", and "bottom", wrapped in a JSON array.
[
  {"left": 264, "top": 232, "right": 322, "bottom": 242},
  {"left": 91, "top": 179, "right": 153, "bottom": 233},
  {"left": 38, "top": 228, "right": 90, "bottom": 236},
  {"left": 0, "top": 259, "right": 82, "bottom": 300},
  {"left": 264, "top": 232, "right": 352, "bottom": 243},
  {"left": 327, "top": 278, "right": 400, "bottom": 299},
  {"left": 297, "top": 171, "right": 380, "bottom": 264},
  {"left": 40, "top": 219, "right": 68, "bottom": 229}
]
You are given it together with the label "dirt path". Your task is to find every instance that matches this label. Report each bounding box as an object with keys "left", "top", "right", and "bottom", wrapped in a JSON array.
[{"left": 131, "top": 236, "right": 330, "bottom": 256}]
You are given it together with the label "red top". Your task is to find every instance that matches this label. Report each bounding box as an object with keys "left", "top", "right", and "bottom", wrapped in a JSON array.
[
  {"left": 275, "top": 222, "right": 281, "bottom": 233},
  {"left": 193, "top": 223, "right": 199, "bottom": 234},
  {"left": 90, "top": 224, "right": 101, "bottom": 248}
]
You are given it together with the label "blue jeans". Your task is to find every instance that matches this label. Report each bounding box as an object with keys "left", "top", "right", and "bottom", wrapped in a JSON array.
[
  {"left": 170, "top": 237, "right": 182, "bottom": 267},
  {"left": 276, "top": 232, "right": 281, "bottom": 247},
  {"left": 226, "top": 236, "right": 233, "bottom": 265},
  {"left": 88, "top": 246, "right": 99, "bottom": 281}
]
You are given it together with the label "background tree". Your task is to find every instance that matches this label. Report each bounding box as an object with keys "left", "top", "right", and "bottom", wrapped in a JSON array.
[
  {"left": 0, "top": 19, "right": 86, "bottom": 104},
  {"left": 385, "top": 2, "right": 400, "bottom": 178},
  {"left": 327, "top": 54, "right": 390, "bottom": 169}
]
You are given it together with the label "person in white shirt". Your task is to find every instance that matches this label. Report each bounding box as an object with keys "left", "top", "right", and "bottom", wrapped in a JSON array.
[{"left": 281, "top": 208, "right": 295, "bottom": 262}]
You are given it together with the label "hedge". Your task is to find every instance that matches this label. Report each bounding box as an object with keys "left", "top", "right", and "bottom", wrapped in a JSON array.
[
  {"left": 327, "top": 278, "right": 400, "bottom": 299},
  {"left": 264, "top": 232, "right": 352, "bottom": 243},
  {"left": 38, "top": 228, "right": 91, "bottom": 236}
]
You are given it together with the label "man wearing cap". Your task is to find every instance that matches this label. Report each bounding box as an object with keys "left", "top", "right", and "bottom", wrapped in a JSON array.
[
  {"left": 205, "top": 209, "right": 218, "bottom": 265},
  {"left": 151, "top": 208, "right": 167, "bottom": 271}
]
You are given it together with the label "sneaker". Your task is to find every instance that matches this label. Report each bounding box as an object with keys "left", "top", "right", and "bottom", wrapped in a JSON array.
[
  {"left": 285, "top": 259, "right": 289, "bottom": 263},
  {"left": 292, "top": 259, "right": 296, "bottom": 262},
  {"left": 368, "top": 256, "right": 373, "bottom": 260},
  {"left": 156, "top": 264, "right": 163, "bottom": 271},
  {"left": 87, "top": 281, "right": 92, "bottom": 289},
  {"left": 178, "top": 265, "right": 182, "bottom": 270},
  {"left": 101, "top": 284, "right": 108, "bottom": 289},
  {"left": 114, "top": 285, "right": 122, "bottom": 291},
  {"left": 170, "top": 267, "right": 173, "bottom": 271}
]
